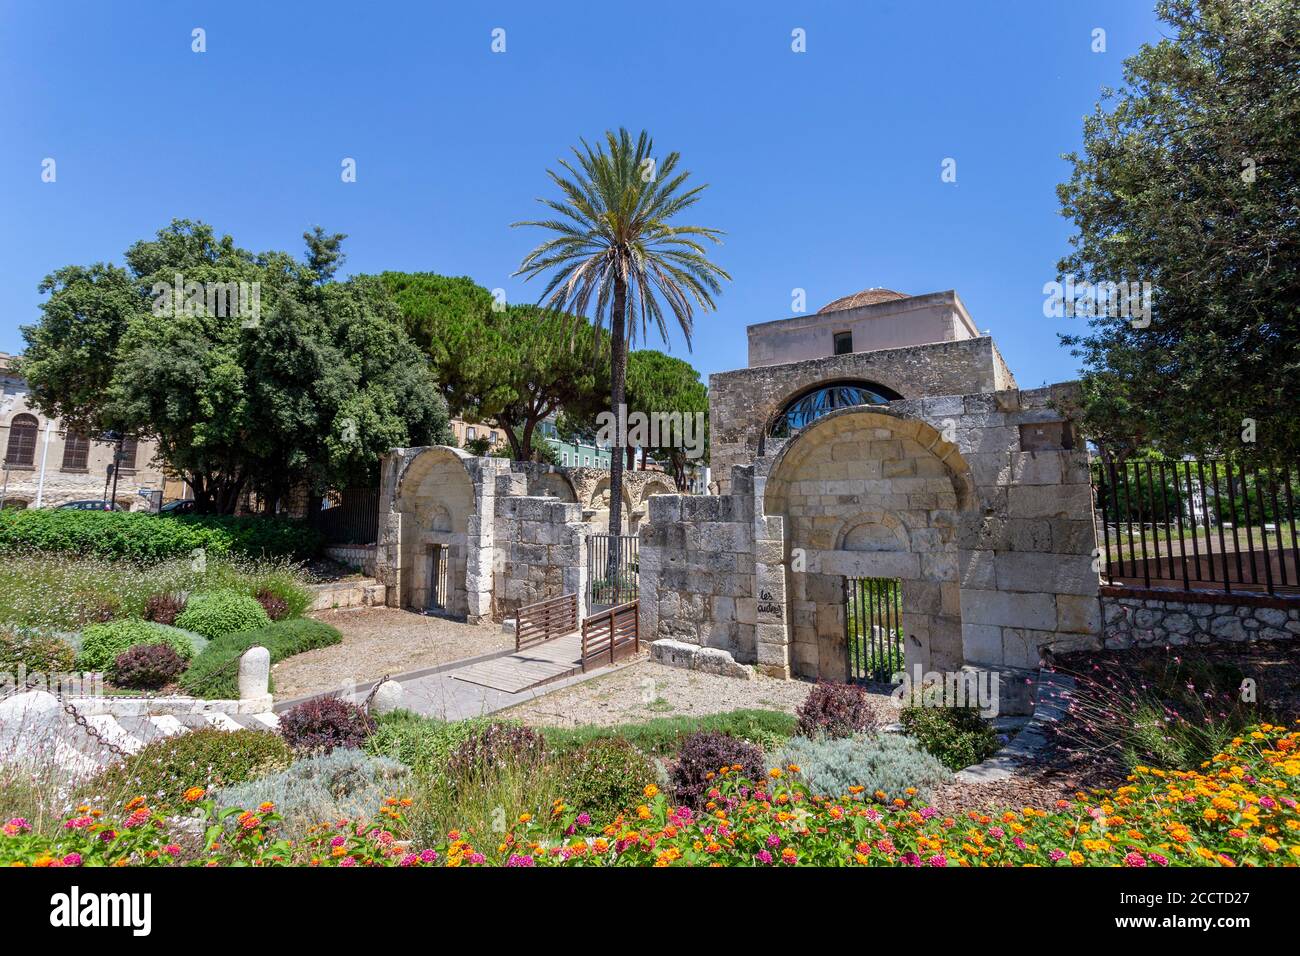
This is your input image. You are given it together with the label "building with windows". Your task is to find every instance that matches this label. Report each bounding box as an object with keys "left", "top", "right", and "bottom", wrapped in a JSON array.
[
  {"left": 448, "top": 417, "right": 509, "bottom": 452},
  {"left": 0, "top": 352, "right": 167, "bottom": 510},
  {"left": 536, "top": 417, "right": 612, "bottom": 469}
]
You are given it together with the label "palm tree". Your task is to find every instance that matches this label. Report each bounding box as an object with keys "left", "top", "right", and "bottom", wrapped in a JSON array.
[{"left": 514, "top": 128, "right": 730, "bottom": 595}]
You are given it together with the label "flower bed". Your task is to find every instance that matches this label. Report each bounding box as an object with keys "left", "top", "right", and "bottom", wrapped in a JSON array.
[{"left": 4, "top": 724, "right": 1296, "bottom": 867}]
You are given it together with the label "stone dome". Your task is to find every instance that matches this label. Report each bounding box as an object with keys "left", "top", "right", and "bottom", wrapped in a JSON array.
[{"left": 817, "top": 288, "right": 909, "bottom": 314}]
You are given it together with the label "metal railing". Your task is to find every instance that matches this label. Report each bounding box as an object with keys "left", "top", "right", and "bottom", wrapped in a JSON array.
[
  {"left": 312, "top": 487, "right": 379, "bottom": 545},
  {"left": 1092, "top": 458, "right": 1300, "bottom": 597},
  {"left": 587, "top": 533, "right": 639, "bottom": 607}
]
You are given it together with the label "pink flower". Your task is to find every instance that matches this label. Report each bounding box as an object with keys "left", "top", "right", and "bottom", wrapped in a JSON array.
[
  {"left": 1049, "top": 849, "right": 1066, "bottom": 862},
  {"left": 63, "top": 816, "right": 93, "bottom": 831},
  {"left": 755, "top": 850, "right": 773, "bottom": 864},
  {"left": 1123, "top": 852, "right": 1147, "bottom": 867},
  {"left": 766, "top": 833, "right": 781, "bottom": 847},
  {"left": 576, "top": 813, "right": 591, "bottom": 826},
  {"left": 331, "top": 835, "right": 346, "bottom": 847},
  {"left": 338, "top": 856, "right": 357, "bottom": 867},
  {"left": 3, "top": 818, "right": 32, "bottom": 836},
  {"left": 927, "top": 854, "right": 947, "bottom": 867},
  {"left": 506, "top": 854, "right": 536, "bottom": 867},
  {"left": 163, "top": 844, "right": 181, "bottom": 856},
  {"left": 399, "top": 854, "right": 419, "bottom": 867},
  {"left": 62, "top": 853, "right": 83, "bottom": 867},
  {"left": 1147, "top": 852, "right": 1169, "bottom": 866},
  {"left": 988, "top": 826, "right": 1004, "bottom": 839},
  {"left": 468, "top": 852, "right": 486, "bottom": 864},
  {"left": 420, "top": 849, "right": 438, "bottom": 863}
]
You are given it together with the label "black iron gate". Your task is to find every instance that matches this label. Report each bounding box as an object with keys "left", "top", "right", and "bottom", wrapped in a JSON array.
[
  {"left": 427, "top": 544, "right": 450, "bottom": 611},
  {"left": 845, "top": 576, "right": 905, "bottom": 684},
  {"left": 587, "top": 533, "right": 639, "bottom": 607}
]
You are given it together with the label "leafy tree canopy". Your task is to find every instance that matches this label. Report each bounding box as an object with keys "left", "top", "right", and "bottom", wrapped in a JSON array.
[
  {"left": 19, "top": 220, "right": 448, "bottom": 513},
  {"left": 1058, "top": 0, "right": 1299, "bottom": 463}
]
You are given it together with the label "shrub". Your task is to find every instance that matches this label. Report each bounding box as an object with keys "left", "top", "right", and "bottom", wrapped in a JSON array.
[
  {"left": 111, "top": 643, "right": 186, "bottom": 690},
  {"left": 175, "top": 592, "right": 271, "bottom": 641},
  {"left": 776, "top": 733, "right": 950, "bottom": 801},
  {"left": 254, "top": 587, "right": 290, "bottom": 622},
  {"left": 447, "top": 723, "right": 547, "bottom": 783},
  {"left": 211, "top": 748, "right": 410, "bottom": 837},
  {"left": 87, "top": 727, "right": 292, "bottom": 809},
  {"left": 365, "top": 712, "right": 510, "bottom": 783},
  {"left": 796, "top": 682, "right": 877, "bottom": 739},
  {"left": 144, "top": 592, "right": 186, "bottom": 625},
  {"left": 76, "top": 619, "right": 196, "bottom": 672},
  {"left": 0, "top": 508, "right": 322, "bottom": 562},
  {"left": 0, "top": 630, "right": 77, "bottom": 674},
  {"left": 899, "top": 705, "right": 1000, "bottom": 771},
  {"left": 279, "top": 696, "right": 376, "bottom": 753},
  {"left": 669, "top": 731, "right": 765, "bottom": 809},
  {"left": 557, "top": 737, "right": 657, "bottom": 818},
  {"left": 79, "top": 595, "right": 119, "bottom": 624},
  {"left": 178, "top": 618, "right": 342, "bottom": 699},
  {"left": 543, "top": 709, "right": 798, "bottom": 757}
]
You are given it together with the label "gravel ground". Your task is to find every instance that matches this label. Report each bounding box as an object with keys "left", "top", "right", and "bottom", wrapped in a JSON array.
[
  {"left": 271, "top": 607, "right": 513, "bottom": 700},
  {"left": 500, "top": 658, "right": 898, "bottom": 728}
]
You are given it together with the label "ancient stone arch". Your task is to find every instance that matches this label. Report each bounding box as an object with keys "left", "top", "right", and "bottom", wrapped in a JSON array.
[
  {"left": 762, "top": 407, "right": 977, "bottom": 680},
  {"left": 391, "top": 446, "right": 477, "bottom": 615}
]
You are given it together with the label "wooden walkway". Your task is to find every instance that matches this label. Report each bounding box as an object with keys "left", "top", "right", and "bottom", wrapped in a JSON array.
[{"left": 451, "top": 631, "right": 584, "bottom": 693}]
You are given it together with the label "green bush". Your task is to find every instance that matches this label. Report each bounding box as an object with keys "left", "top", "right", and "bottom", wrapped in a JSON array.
[
  {"left": 0, "top": 554, "right": 312, "bottom": 633},
  {"left": 0, "top": 631, "right": 77, "bottom": 673},
  {"left": 775, "top": 733, "right": 950, "bottom": 802},
  {"left": 212, "top": 748, "right": 409, "bottom": 837},
  {"left": 175, "top": 592, "right": 271, "bottom": 641},
  {"left": 76, "top": 619, "right": 197, "bottom": 672},
  {"left": 0, "top": 508, "right": 321, "bottom": 562},
  {"left": 365, "top": 712, "right": 517, "bottom": 783},
  {"left": 178, "top": 618, "right": 342, "bottom": 699},
  {"left": 556, "top": 737, "right": 657, "bottom": 819},
  {"left": 899, "top": 705, "right": 1000, "bottom": 771},
  {"left": 87, "top": 727, "right": 293, "bottom": 810},
  {"left": 543, "top": 709, "right": 797, "bottom": 757}
]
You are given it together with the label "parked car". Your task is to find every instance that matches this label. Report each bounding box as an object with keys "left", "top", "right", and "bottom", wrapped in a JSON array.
[
  {"left": 158, "top": 499, "right": 196, "bottom": 515},
  {"left": 57, "top": 500, "right": 123, "bottom": 511}
]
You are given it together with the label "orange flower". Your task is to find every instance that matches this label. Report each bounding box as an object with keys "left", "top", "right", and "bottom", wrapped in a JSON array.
[{"left": 183, "top": 786, "right": 206, "bottom": 803}]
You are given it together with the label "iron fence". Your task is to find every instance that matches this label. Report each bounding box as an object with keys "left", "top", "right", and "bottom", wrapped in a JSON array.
[
  {"left": 845, "top": 576, "right": 905, "bottom": 685},
  {"left": 313, "top": 487, "right": 379, "bottom": 545},
  {"left": 1092, "top": 458, "right": 1300, "bottom": 596},
  {"left": 587, "top": 533, "right": 639, "bottom": 607}
]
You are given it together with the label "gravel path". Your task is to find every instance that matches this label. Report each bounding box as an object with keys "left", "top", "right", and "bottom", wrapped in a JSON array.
[
  {"left": 499, "top": 658, "right": 897, "bottom": 728},
  {"left": 271, "top": 607, "right": 513, "bottom": 700}
]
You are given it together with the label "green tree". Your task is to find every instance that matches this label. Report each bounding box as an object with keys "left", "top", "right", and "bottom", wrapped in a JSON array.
[
  {"left": 625, "top": 349, "right": 709, "bottom": 490},
  {"left": 514, "top": 128, "right": 730, "bottom": 551},
  {"left": 21, "top": 220, "right": 448, "bottom": 514},
  {"left": 303, "top": 226, "right": 348, "bottom": 284},
  {"left": 1058, "top": 0, "right": 1300, "bottom": 463},
  {"left": 380, "top": 272, "right": 610, "bottom": 461}
]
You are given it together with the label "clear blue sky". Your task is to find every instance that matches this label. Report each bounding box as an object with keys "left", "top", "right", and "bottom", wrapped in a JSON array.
[{"left": 0, "top": 0, "right": 1162, "bottom": 389}]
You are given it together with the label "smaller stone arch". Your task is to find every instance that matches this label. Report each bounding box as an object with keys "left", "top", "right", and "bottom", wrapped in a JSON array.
[{"left": 391, "top": 446, "right": 478, "bottom": 615}]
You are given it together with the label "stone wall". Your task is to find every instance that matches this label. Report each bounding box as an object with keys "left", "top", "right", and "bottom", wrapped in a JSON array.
[
  {"left": 1098, "top": 589, "right": 1300, "bottom": 649},
  {"left": 709, "top": 336, "right": 1017, "bottom": 492},
  {"left": 492, "top": 470, "right": 587, "bottom": 618},
  {"left": 638, "top": 384, "right": 1100, "bottom": 699},
  {"left": 639, "top": 493, "right": 756, "bottom": 659}
]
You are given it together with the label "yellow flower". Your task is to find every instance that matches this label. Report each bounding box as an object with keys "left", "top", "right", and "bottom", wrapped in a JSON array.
[
  {"left": 643, "top": 784, "right": 659, "bottom": 799},
  {"left": 183, "top": 786, "right": 206, "bottom": 803}
]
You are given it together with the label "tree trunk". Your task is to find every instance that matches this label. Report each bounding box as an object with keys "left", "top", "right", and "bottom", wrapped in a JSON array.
[
  {"left": 521, "top": 417, "right": 537, "bottom": 463},
  {"left": 606, "top": 276, "right": 628, "bottom": 600}
]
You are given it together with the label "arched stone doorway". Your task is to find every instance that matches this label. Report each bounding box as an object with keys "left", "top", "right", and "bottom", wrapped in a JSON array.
[
  {"left": 392, "top": 447, "right": 476, "bottom": 615},
  {"left": 763, "top": 407, "right": 976, "bottom": 680}
]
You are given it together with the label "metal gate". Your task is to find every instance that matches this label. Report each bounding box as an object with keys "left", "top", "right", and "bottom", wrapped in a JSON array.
[
  {"left": 587, "top": 533, "right": 639, "bottom": 608},
  {"left": 844, "top": 576, "right": 905, "bottom": 684},
  {"left": 427, "top": 544, "right": 451, "bottom": 611}
]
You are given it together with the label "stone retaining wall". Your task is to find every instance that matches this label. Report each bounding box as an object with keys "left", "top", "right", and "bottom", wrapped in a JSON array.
[{"left": 1100, "top": 590, "right": 1300, "bottom": 648}]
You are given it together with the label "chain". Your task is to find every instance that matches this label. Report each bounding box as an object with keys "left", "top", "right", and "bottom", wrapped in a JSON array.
[
  {"left": 362, "top": 674, "right": 391, "bottom": 713},
  {"left": 19, "top": 677, "right": 130, "bottom": 760}
]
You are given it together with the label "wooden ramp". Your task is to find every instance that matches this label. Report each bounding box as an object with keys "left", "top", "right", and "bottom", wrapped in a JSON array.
[{"left": 451, "top": 631, "right": 584, "bottom": 693}]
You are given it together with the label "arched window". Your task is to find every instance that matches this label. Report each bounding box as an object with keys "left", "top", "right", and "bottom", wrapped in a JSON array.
[
  {"left": 767, "top": 380, "right": 901, "bottom": 439},
  {"left": 4, "top": 414, "right": 39, "bottom": 468},
  {"left": 61, "top": 431, "right": 91, "bottom": 471}
]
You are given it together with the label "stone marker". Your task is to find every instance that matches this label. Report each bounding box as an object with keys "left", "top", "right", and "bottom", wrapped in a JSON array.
[
  {"left": 369, "top": 679, "right": 405, "bottom": 715},
  {"left": 238, "top": 646, "right": 271, "bottom": 701}
]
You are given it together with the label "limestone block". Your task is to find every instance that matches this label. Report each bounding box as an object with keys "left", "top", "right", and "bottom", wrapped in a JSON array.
[
  {"left": 1007, "top": 484, "right": 1092, "bottom": 519},
  {"left": 994, "top": 552, "right": 1100, "bottom": 596},
  {"left": 961, "top": 589, "right": 1057, "bottom": 630},
  {"left": 238, "top": 646, "right": 271, "bottom": 701},
  {"left": 962, "top": 624, "right": 1004, "bottom": 666},
  {"left": 650, "top": 639, "right": 753, "bottom": 680},
  {"left": 1009, "top": 451, "right": 1064, "bottom": 486},
  {"left": 370, "top": 680, "right": 405, "bottom": 715},
  {"left": 1056, "top": 593, "right": 1102, "bottom": 635}
]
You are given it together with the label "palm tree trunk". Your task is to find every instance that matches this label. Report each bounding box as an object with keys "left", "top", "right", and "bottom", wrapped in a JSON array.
[{"left": 607, "top": 276, "right": 628, "bottom": 601}]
